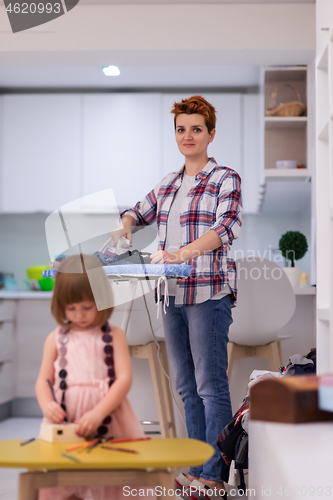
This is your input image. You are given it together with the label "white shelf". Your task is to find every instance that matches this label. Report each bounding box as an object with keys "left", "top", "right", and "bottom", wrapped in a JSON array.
[
  {"left": 264, "top": 117, "right": 307, "bottom": 130},
  {"left": 264, "top": 169, "right": 310, "bottom": 181},
  {"left": 317, "top": 44, "right": 329, "bottom": 70},
  {"left": 263, "top": 65, "right": 309, "bottom": 191},
  {"left": 294, "top": 286, "right": 316, "bottom": 295},
  {"left": 318, "top": 308, "right": 330, "bottom": 322},
  {"left": 264, "top": 66, "right": 307, "bottom": 81}
]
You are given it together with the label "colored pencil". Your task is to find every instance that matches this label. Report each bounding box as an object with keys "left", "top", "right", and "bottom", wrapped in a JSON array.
[
  {"left": 86, "top": 438, "right": 99, "bottom": 448},
  {"left": 61, "top": 452, "right": 81, "bottom": 463},
  {"left": 101, "top": 445, "right": 139, "bottom": 454},
  {"left": 108, "top": 437, "right": 151, "bottom": 444},
  {"left": 87, "top": 439, "right": 101, "bottom": 453},
  {"left": 20, "top": 438, "right": 36, "bottom": 446},
  {"left": 65, "top": 442, "right": 90, "bottom": 452}
]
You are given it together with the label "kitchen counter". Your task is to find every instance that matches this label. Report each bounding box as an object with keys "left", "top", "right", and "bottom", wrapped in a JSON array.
[
  {"left": 0, "top": 291, "right": 53, "bottom": 299},
  {"left": 0, "top": 286, "right": 316, "bottom": 300}
]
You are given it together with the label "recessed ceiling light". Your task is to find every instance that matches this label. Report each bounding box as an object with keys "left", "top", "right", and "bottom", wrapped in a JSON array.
[{"left": 102, "top": 66, "right": 120, "bottom": 76}]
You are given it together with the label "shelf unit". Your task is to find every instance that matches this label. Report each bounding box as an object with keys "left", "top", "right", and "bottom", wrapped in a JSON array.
[
  {"left": 316, "top": 0, "right": 333, "bottom": 373},
  {"left": 263, "top": 66, "right": 310, "bottom": 181}
]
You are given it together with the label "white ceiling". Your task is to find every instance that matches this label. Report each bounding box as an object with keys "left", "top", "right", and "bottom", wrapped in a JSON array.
[
  {"left": 79, "top": 0, "right": 315, "bottom": 3},
  {"left": 0, "top": 0, "right": 314, "bottom": 89}
]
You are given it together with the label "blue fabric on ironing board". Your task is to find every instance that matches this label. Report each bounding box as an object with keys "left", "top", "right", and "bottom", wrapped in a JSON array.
[
  {"left": 102, "top": 264, "right": 192, "bottom": 277},
  {"left": 43, "top": 264, "right": 192, "bottom": 278}
]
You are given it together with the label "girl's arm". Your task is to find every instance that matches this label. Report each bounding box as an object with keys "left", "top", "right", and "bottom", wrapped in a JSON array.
[
  {"left": 35, "top": 331, "right": 66, "bottom": 424},
  {"left": 75, "top": 326, "right": 133, "bottom": 437}
]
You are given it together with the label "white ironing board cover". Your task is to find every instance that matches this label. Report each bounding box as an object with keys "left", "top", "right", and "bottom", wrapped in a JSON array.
[{"left": 43, "top": 264, "right": 192, "bottom": 279}]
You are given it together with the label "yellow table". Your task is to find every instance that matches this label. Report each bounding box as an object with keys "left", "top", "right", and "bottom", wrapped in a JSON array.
[{"left": 0, "top": 438, "right": 214, "bottom": 500}]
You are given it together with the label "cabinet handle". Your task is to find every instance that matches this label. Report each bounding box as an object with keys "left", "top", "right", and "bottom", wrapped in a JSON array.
[{"left": 321, "top": 27, "right": 330, "bottom": 31}]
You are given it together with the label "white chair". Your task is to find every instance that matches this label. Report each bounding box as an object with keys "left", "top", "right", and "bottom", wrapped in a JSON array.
[
  {"left": 228, "top": 257, "right": 296, "bottom": 380},
  {"left": 110, "top": 279, "right": 176, "bottom": 438}
]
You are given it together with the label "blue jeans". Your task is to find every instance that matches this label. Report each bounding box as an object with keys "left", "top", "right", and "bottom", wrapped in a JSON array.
[{"left": 162, "top": 294, "right": 233, "bottom": 482}]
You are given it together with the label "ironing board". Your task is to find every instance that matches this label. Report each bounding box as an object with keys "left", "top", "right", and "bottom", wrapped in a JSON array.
[
  {"left": 43, "top": 264, "right": 192, "bottom": 438},
  {"left": 0, "top": 438, "right": 214, "bottom": 500},
  {"left": 43, "top": 264, "right": 192, "bottom": 332}
]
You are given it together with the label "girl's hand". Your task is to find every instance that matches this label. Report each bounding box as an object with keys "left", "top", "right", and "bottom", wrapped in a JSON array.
[
  {"left": 150, "top": 250, "right": 183, "bottom": 265},
  {"left": 43, "top": 401, "right": 66, "bottom": 424},
  {"left": 75, "top": 409, "right": 103, "bottom": 438}
]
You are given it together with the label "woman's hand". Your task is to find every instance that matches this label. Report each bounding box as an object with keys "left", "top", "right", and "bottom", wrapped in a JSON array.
[
  {"left": 75, "top": 409, "right": 103, "bottom": 438},
  {"left": 150, "top": 250, "right": 183, "bottom": 265},
  {"left": 43, "top": 401, "right": 66, "bottom": 424},
  {"left": 110, "top": 226, "right": 133, "bottom": 247},
  {"left": 110, "top": 215, "right": 136, "bottom": 247}
]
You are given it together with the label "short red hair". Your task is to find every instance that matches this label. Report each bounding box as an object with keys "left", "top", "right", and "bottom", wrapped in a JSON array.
[{"left": 171, "top": 95, "right": 217, "bottom": 133}]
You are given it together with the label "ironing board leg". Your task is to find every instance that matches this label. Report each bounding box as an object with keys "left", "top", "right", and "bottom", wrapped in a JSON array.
[{"left": 120, "top": 278, "right": 138, "bottom": 332}]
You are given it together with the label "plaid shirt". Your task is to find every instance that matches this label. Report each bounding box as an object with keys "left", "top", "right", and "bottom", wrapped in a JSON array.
[{"left": 121, "top": 159, "right": 242, "bottom": 306}]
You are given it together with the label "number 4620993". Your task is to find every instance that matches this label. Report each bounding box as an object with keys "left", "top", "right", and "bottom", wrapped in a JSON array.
[{"left": 5, "top": 3, "right": 61, "bottom": 14}]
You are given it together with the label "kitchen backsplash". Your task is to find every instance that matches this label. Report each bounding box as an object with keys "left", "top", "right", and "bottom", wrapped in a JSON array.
[{"left": 0, "top": 212, "right": 311, "bottom": 290}]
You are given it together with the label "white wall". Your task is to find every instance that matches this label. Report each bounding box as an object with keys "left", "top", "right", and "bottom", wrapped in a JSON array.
[{"left": 231, "top": 213, "right": 312, "bottom": 276}]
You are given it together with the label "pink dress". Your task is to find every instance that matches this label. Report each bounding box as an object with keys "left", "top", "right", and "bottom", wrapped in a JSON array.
[{"left": 39, "top": 323, "right": 145, "bottom": 500}]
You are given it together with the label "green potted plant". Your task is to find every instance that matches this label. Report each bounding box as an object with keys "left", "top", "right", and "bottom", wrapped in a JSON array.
[{"left": 279, "top": 231, "right": 308, "bottom": 287}]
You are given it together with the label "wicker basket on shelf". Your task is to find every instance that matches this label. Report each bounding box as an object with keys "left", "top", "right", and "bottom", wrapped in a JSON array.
[{"left": 266, "top": 83, "right": 306, "bottom": 117}]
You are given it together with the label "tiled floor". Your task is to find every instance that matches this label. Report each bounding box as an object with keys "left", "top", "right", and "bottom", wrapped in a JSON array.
[{"left": 0, "top": 418, "right": 247, "bottom": 499}]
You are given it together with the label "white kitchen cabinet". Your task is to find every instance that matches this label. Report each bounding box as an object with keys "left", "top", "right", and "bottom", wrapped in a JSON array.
[
  {"left": 0, "top": 362, "right": 14, "bottom": 405},
  {"left": 243, "top": 94, "right": 264, "bottom": 213},
  {"left": 0, "top": 322, "right": 14, "bottom": 362},
  {"left": 82, "top": 93, "right": 162, "bottom": 213},
  {"left": 1, "top": 92, "right": 262, "bottom": 214},
  {"left": 0, "top": 300, "right": 15, "bottom": 405},
  {"left": 2, "top": 94, "right": 81, "bottom": 213},
  {"left": 0, "top": 322, "right": 15, "bottom": 405},
  {"left": 0, "top": 300, "right": 16, "bottom": 322},
  {"left": 15, "top": 299, "right": 57, "bottom": 397}
]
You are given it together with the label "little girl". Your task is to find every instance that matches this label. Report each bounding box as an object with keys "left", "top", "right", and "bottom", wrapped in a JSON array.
[{"left": 36, "top": 254, "right": 144, "bottom": 500}]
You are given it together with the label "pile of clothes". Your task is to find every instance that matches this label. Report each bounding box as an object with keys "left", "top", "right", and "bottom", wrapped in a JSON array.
[{"left": 217, "top": 348, "right": 317, "bottom": 494}]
